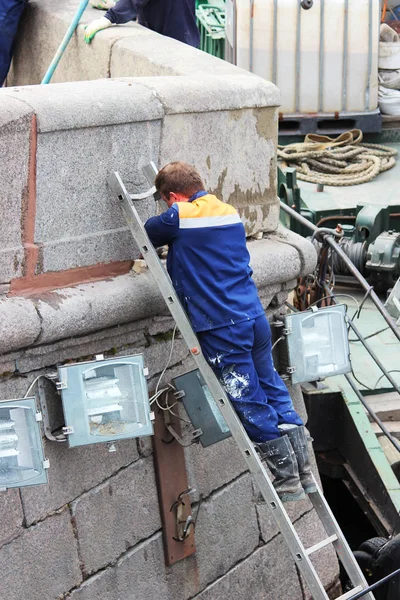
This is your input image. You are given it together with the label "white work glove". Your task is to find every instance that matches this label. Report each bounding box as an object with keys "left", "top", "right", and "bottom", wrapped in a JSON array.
[
  {"left": 84, "top": 16, "right": 112, "bottom": 44},
  {"left": 89, "top": 0, "right": 116, "bottom": 10}
]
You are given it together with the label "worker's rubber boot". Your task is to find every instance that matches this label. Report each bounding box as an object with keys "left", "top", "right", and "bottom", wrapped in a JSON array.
[
  {"left": 285, "top": 426, "right": 317, "bottom": 495},
  {"left": 258, "top": 435, "right": 306, "bottom": 502}
]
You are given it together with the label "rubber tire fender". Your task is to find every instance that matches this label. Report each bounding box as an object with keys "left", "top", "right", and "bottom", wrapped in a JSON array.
[{"left": 359, "top": 537, "right": 388, "bottom": 557}]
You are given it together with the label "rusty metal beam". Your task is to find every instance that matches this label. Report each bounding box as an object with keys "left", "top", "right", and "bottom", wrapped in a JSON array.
[{"left": 152, "top": 408, "right": 196, "bottom": 566}]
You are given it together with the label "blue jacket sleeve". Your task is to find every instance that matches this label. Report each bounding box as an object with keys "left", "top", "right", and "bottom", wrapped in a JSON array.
[
  {"left": 105, "top": 0, "right": 142, "bottom": 24},
  {"left": 144, "top": 204, "right": 179, "bottom": 247}
]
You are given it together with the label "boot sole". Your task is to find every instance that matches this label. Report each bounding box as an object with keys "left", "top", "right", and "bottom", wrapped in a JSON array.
[{"left": 280, "top": 490, "right": 307, "bottom": 503}]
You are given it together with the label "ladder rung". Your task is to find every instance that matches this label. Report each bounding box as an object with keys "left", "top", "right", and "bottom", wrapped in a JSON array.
[
  {"left": 305, "top": 534, "right": 338, "bottom": 556},
  {"left": 336, "top": 586, "right": 364, "bottom": 600}
]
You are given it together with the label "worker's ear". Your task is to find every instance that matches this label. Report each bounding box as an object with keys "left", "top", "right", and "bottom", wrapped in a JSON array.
[{"left": 169, "top": 192, "right": 178, "bottom": 203}]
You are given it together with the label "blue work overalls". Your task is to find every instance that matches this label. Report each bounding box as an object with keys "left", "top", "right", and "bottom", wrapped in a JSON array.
[
  {"left": 0, "top": 0, "right": 26, "bottom": 86},
  {"left": 106, "top": 0, "right": 199, "bottom": 48},
  {"left": 145, "top": 191, "right": 303, "bottom": 442}
]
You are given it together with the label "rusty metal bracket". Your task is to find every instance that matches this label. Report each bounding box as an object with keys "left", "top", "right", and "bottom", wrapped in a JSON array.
[
  {"left": 163, "top": 410, "right": 202, "bottom": 447},
  {"left": 170, "top": 487, "right": 196, "bottom": 542},
  {"left": 152, "top": 408, "right": 196, "bottom": 565}
]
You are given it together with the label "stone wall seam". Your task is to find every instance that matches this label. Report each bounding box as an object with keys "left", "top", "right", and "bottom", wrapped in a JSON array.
[
  {"left": 19, "top": 453, "right": 141, "bottom": 528},
  {"left": 69, "top": 458, "right": 143, "bottom": 507},
  {"left": 1, "top": 503, "right": 69, "bottom": 547},
  {"left": 188, "top": 537, "right": 289, "bottom": 600},
  {"left": 69, "top": 504, "right": 88, "bottom": 580}
]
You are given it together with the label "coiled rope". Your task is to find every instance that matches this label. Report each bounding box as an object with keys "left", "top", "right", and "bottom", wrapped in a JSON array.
[{"left": 278, "top": 130, "right": 397, "bottom": 186}]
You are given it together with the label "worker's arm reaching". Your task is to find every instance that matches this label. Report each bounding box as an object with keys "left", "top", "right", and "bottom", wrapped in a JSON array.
[
  {"left": 85, "top": 0, "right": 199, "bottom": 48},
  {"left": 84, "top": 0, "right": 139, "bottom": 43},
  {"left": 84, "top": 16, "right": 112, "bottom": 43},
  {"left": 144, "top": 205, "right": 179, "bottom": 248}
]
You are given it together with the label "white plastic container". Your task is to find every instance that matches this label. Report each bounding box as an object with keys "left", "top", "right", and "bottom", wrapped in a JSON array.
[{"left": 225, "top": 0, "right": 380, "bottom": 115}]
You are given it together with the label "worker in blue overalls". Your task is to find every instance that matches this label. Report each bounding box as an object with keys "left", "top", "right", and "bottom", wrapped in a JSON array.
[
  {"left": 144, "top": 162, "right": 317, "bottom": 502},
  {"left": 84, "top": 0, "right": 199, "bottom": 48},
  {"left": 0, "top": 0, "right": 26, "bottom": 86}
]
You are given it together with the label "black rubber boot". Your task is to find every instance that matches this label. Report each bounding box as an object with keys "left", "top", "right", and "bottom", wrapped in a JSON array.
[
  {"left": 285, "top": 426, "right": 317, "bottom": 494},
  {"left": 258, "top": 435, "right": 306, "bottom": 503}
]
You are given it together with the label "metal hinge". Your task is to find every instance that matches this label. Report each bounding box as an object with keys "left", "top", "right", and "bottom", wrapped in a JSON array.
[
  {"left": 62, "top": 426, "right": 74, "bottom": 435},
  {"left": 143, "top": 367, "right": 149, "bottom": 377},
  {"left": 56, "top": 381, "right": 67, "bottom": 391},
  {"left": 43, "top": 459, "right": 50, "bottom": 470},
  {"left": 286, "top": 366, "right": 296, "bottom": 374},
  {"left": 35, "top": 411, "right": 43, "bottom": 422},
  {"left": 283, "top": 328, "right": 292, "bottom": 336},
  {"left": 174, "top": 390, "right": 185, "bottom": 399}
]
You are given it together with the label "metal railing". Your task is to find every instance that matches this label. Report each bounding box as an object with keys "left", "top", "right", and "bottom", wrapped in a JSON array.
[{"left": 280, "top": 200, "right": 400, "bottom": 454}]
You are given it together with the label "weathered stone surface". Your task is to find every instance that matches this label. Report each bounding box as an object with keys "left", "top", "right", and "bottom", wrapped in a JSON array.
[
  {"left": 35, "top": 272, "right": 166, "bottom": 344},
  {"left": 159, "top": 108, "right": 278, "bottom": 236},
  {"left": 0, "top": 283, "right": 10, "bottom": 294},
  {"left": 147, "top": 315, "right": 176, "bottom": 336},
  {"left": 33, "top": 120, "right": 160, "bottom": 272},
  {"left": 0, "top": 489, "right": 24, "bottom": 548},
  {"left": 272, "top": 224, "right": 318, "bottom": 279},
  {"left": 146, "top": 355, "right": 197, "bottom": 393},
  {"left": 111, "top": 37, "right": 255, "bottom": 80},
  {"left": 184, "top": 436, "right": 248, "bottom": 502},
  {"left": 0, "top": 297, "right": 41, "bottom": 353},
  {"left": 0, "top": 235, "right": 299, "bottom": 353},
  {"left": 255, "top": 477, "right": 313, "bottom": 544},
  {"left": 72, "top": 457, "right": 161, "bottom": 574},
  {"left": 186, "top": 474, "right": 259, "bottom": 595},
  {"left": 195, "top": 535, "right": 303, "bottom": 600},
  {"left": 20, "top": 437, "right": 139, "bottom": 525},
  {"left": 143, "top": 336, "right": 189, "bottom": 377},
  {"left": 68, "top": 533, "right": 167, "bottom": 600},
  {"left": 0, "top": 509, "right": 81, "bottom": 600},
  {"left": 295, "top": 509, "right": 340, "bottom": 597},
  {"left": 249, "top": 237, "right": 302, "bottom": 286},
  {"left": 0, "top": 248, "right": 25, "bottom": 283},
  {"left": 133, "top": 74, "right": 280, "bottom": 114},
  {"left": 15, "top": 320, "right": 148, "bottom": 373},
  {"left": 4, "top": 79, "right": 163, "bottom": 132},
  {"left": 70, "top": 474, "right": 259, "bottom": 599},
  {"left": 39, "top": 228, "right": 137, "bottom": 274},
  {"left": 0, "top": 95, "right": 33, "bottom": 281}
]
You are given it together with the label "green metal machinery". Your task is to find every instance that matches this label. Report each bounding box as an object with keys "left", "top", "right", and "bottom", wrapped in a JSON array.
[
  {"left": 278, "top": 167, "right": 400, "bottom": 291},
  {"left": 195, "top": 0, "right": 226, "bottom": 59}
]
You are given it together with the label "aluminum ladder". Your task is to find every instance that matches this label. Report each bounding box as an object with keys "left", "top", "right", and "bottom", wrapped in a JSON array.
[{"left": 107, "top": 170, "right": 375, "bottom": 600}]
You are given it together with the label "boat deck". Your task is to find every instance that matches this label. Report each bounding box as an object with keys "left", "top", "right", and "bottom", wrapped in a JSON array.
[{"left": 331, "top": 285, "right": 400, "bottom": 393}]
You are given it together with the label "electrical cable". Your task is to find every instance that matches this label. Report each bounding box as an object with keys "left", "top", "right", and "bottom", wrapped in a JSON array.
[
  {"left": 271, "top": 336, "right": 284, "bottom": 352},
  {"left": 374, "top": 370, "right": 400, "bottom": 390},
  {"left": 349, "top": 326, "right": 390, "bottom": 343},
  {"left": 24, "top": 374, "right": 57, "bottom": 398},
  {"left": 351, "top": 367, "right": 374, "bottom": 392},
  {"left": 306, "top": 292, "right": 360, "bottom": 312},
  {"left": 155, "top": 324, "right": 178, "bottom": 395}
]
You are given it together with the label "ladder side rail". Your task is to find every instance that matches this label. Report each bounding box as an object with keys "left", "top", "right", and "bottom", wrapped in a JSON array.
[
  {"left": 108, "top": 172, "right": 370, "bottom": 600},
  {"left": 310, "top": 479, "right": 374, "bottom": 600}
]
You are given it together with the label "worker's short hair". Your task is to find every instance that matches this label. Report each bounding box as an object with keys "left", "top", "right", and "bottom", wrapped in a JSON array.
[{"left": 155, "top": 162, "right": 205, "bottom": 200}]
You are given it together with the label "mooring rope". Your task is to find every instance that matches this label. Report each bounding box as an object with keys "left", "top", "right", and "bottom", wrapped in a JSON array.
[{"left": 278, "top": 130, "right": 397, "bottom": 186}]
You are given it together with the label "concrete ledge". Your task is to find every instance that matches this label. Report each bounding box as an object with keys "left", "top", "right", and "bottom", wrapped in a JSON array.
[
  {"left": 3, "top": 79, "right": 164, "bottom": 132},
  {"left": 0, "top": 235, "right": 316, "bottom": 354}
]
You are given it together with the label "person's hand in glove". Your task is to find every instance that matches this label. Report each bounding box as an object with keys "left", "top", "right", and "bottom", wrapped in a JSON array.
[
  {"left": 84, "top": 16, "right": 112, "bottom": 43},
  {"left": 89, "top": 0, "right": 116, "bottom": 10}
]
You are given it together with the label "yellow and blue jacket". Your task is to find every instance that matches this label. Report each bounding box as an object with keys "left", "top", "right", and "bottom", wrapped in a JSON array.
[{"left": 144, "top": 191, "right": 264, "bottom": 332}]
